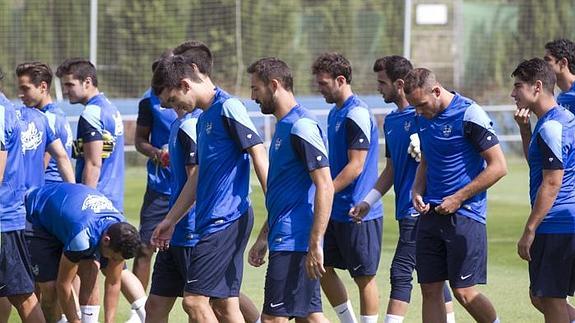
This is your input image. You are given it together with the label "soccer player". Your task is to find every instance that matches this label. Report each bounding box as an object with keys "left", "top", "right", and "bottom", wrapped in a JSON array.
[
  {"left": 55, "top": 58, "right": 125, "bottom": 211},
  {"left": 311, "top": 52, "right": 381, "bottom": 323},
  {"left": 151, "top": 42, "right": 268, "bottom": 323},
  {"left": 544, "top": 39, "right": 575, "bottom": 112},
  {"left": 512, "top": 58, "right": 575, "bottom": 323},
  {"left": 350, "top": 56, "right": 455, "bottom": 323},
  {"left": 25, "top": 182, "right": 141, "bottom": 323},
  {"left": 0, "top": 66, "right": 45, "bottom": 323},
  {"left": 16, "top": 62, "right": 74, "bottom": 184},
  {"left": 56, "top": 58, "right": 147, "bottom": 321},
  {"left": 247, "top": 57, "right": 333, "bottom": 323},
  {"left": 131, "top": 52, "right": 177, "bottom": 318},
  {"left": 145, "top": 89, "right": 201, "bottom": 322},
  {"left": 404, "top": 68, "right": 507, "bottom": 323},
  {"left": 16, "top": 62, "right": 75, "bottom": 190}
]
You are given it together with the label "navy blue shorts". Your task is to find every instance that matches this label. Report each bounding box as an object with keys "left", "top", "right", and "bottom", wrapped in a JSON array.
[
  {"left": 26, "top": 224, "right": 64, "bottom": 282},
  {"left": 27, "top": 225, "right": 112, "bottom": 278},
  {"left": 416, "top": 211, "right": 487, "bottom": 288},
  {"left": 323, "top": 217, "right": 382, "bottom": 277},
  {"left": 139, "top": 187, "right": 170, "bottom": 245},
  {"left": 529, "top": 233, "right": 575, "bottom": 298},
  {"left": 390, "top": 216, "right": 452, "bottom": 303},
  {"left": 0, "top": 230, "right": 35, "bottom": 297},
  {"left": 150, "top": 246, "right": 193, "bottom": 298},
  {"left": 185, "top": 208, "right": 253, "bottom": 298},
  {"left": 263, "top": 251, "right": 322, "bottom": 318}
]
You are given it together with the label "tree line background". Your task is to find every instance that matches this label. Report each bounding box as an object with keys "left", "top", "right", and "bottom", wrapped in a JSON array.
[{"left": 0, "top": 0, "right": 573, "bottom": 103}]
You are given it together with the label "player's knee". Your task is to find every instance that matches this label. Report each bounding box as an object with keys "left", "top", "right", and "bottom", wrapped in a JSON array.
[
  {"left": 145, "top": 297, "right": 169, "bottom": 318},
  {"left": 529, "top": 294, "right": 543, "bottom": 310},
  {"left": 452, "top": 287, "right": 477, "bottom": 306},
  {"left": 353, "top": 274, "right": 376, "bottom": 289},
  {"left": 420, "top": 282, "right": 445, "bottom": 299},
  {"left": 182, "top": 296, "right": 206, "bottom": 315},
  {"left": 38, "top": 281, "right": 58, "bottom": 304}
]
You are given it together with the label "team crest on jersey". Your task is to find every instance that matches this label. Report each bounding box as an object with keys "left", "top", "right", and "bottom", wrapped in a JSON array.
[
  {"left": 442, "top": 124, "right": 453, "bottom": 137},
  {"left": 113, "top": 111, "right": 124, "bottom": 136},
  {"left": 81, "top": 194, "right": 118, "bottom": 213},
  {"left": 404, "top": 121, "right": 411, "bottom": 132},
  {"left": 335, "top": 121, "right": 342, "bottom": 131},
  {"left": 205, "top": 122, "right": 213, "bottom": 134},
  {"left": 21, "top": 122, "right": 43, "bottom": 153},
  {"left": 274, "top": 138, "right": 282, "bottom": 150}
]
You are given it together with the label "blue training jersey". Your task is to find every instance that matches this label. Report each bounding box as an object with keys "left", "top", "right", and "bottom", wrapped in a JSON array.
[
  {"left": 384, "top": 106, "right": 419, "bottom": 220},
  {"left": 557, "top": 82, "right": 575, "bottom": 114},
  {"left": 18, "top": 106, "right": 58, "bottom": 190},
  {"left": 267, "top": 105, "right": 330, "bottom": 252},
  {"left": 137, "top": 89, "right": 177, "bottom": 195},
  {"left": 168, "top": 108, "right": 202, "bottom": 247},
  {"left": 327, "top": 95, "right": 381, "bottom": 222},
  {"left": 40, "top": 103, "right": 73, "bottom": 183},
  {"left": 0, "top": 94, "right": 26, "bottom": 233},
  {"left": 75, "top": 94, "right": 125, "bottom": 212},
  {"left": 195, "top": 87, "right": 263, "bottom": 236},
  {"left": 26, "top": 183, "right": 124, "bottom": 261},
  {"left": 418, "top": 93, "right": 499, "bottom": 224},
  {"left": 528, "top": 106, "right": 575, "bottom": 234}
]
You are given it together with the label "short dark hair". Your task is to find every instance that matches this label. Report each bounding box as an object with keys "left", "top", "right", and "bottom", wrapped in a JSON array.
[
  {"left": 56, "top": 58, "right": 98, "bottom": 86},
  {"left": 106, "top": 222, "right": 141, "bottom": 260},
  {"left": 403, "top": 68, "right": 437, "bottom": 95},
  {"left": 151, "top": 49, "right": 174, "bottom": 73},
  {"left": 373, "top": 55, "right": 413, "bottom": 82},
  {"left": 545, "top": 38, "right": 575, "bottom": 74},
  {"left": 247, "top": 57, "right": 294, "bottom": 91},
  {"left": 511, "top": 58, "right": 556, "bottom": 94},
  {"left": 172, "top": 40, "right": 213, "bottom": 76},
  {"left": 16, "top": 62, "right": 54, "bottom": 87},
  {"left": 151, "top": 55, "right": 201, "bottom": 95},
  {"left": 311, "top": 52, "right": 352, "bottom": 83}
]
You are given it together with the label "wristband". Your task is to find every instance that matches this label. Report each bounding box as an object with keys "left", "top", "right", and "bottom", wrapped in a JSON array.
[{"left": 362, "top": 189, "right": 382, "bottom": 207}]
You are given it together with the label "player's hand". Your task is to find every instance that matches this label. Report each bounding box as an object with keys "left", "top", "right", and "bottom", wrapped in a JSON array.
[
  {"left": 514, "top": 107, "right": 531, "bottom": 130},
  {"left": 517, "top": 229, "right": 535, "bottom": 262},
  {"left": 435, "top": 194, "right": 462, "bottom": 215},
  {"left": 159, "top": 149, "right": 170, "bottom": 168},
  {"left": 151, "top": 219, "right": 175, "bottom": 251},
  {"left": 305, "top": 241, "right": 326, "bottom": 280},
  {"left": 407, "top": 133, "right": 422, "bottom": 162},
  {"left": 248, "top": 238, "right": 268, "bottom": 267},
  {"left": 349, "top": 201, "right": 370, "bottom": 223},
  {"left": 412, "top": 194, "right": 430, "bottom": 214}
]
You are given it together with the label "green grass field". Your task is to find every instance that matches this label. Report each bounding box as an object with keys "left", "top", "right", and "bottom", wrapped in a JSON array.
[{"left": 8, "top": 159, "right": 556, "bottom": 322}]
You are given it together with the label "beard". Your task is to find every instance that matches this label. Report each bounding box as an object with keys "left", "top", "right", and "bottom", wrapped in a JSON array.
[
  {"left": 383, "top": 91, "right": 399, "bottom": 104},
  {"left": 257, "top": 99, "right": 275, "bottom": 115}
]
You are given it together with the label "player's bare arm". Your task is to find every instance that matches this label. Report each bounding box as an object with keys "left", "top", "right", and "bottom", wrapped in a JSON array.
[
  {"left": 333, "top": 148, "right": 367, "bottom": 193},
  {"left": 412, "top": 155, "right": 429, "bottom": 214},
  {"left": 518, "top": 169, "right": 563, "bottom": 261},
  {"left": 102, "top": 259, "right": 124, "bottom": 323},
  {"left": 306, "top": 166, "right": 334, "bottom": 280},
  {"left": 82, "top": 140, "right": 103, "bottom": 188},
  {"left": 56, "top": 255, "right": 81, "bottom": 323},
  {"left": 151, "top": 164, "right": 197, "bottom": 250},
  {"left": 247, "top": 143, "right": 268, "bottom": 194},
  {"left": 435, "top": 144, "right": 507, "bottom": 215},
  {"left": 47, "top": 139, "right": 75, "bottom": 183},
  {"left": 349, "top": 157, "right": 393, "bottom": 221}
]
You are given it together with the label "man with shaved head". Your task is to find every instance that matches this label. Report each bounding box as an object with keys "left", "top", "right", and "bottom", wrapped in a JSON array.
[{"left": 404, "top": 68, "right": 507, "bottom": 323}]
